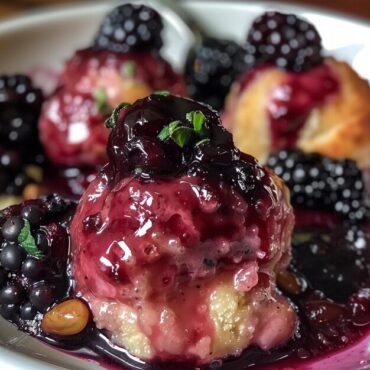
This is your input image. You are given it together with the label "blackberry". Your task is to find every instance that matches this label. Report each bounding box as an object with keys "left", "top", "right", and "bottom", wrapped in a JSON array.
[
  {"left": 185, "top": 37, "right": 246, "bottom": 110},
  {"left": 93, "top": 4, "right": 163, "bottom": 53},
  {"left": 0, "top": 197, "right": 76, "bottom": 327},
  {"left": 0, "top": 75, "right": 44, "bottom": 162},
  {"left": 267, "top": 149, "right": 368, "bottom": 221},
  {"left": 246, "top": 11, "right": 323, "bottom": 72},
  {"left": 0, "top": 75, "right": 44, "bottom": 197}
]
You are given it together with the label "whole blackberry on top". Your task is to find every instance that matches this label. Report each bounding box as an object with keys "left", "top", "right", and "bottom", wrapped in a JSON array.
[
  {"left": 93, "top": 3, "right": 163, "bottom": 53},
  {"left": 267, "top": 149, "right": 369, "bottom": 222},
  {"left": 185, "top": 37, "right": 246, "bottom": 110},
  {"left": 245, "top": 11, "right": 323, "bottom": 71}
]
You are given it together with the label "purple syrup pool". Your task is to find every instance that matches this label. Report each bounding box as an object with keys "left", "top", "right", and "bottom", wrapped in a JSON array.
[{"left": 84, "top": 208, "right": 370, "bottom": 370}]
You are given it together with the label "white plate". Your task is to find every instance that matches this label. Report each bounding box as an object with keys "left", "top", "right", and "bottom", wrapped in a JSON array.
[{"left": 0, "top": 1, "right": 369, "bottom": 370}]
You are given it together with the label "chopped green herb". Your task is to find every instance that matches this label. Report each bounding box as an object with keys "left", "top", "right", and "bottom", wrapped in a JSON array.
[
  {"left": 196, "top": 138, "right": 211, "bottom": 146},
  {"left": 121, "top": 61, "right": 136, "bottom": 78},
  {"left": 186, "top": 110, "right": 206, "bottom": 133},
  {"left": 171, "top": 127, "right": 193, "bottom": 148},
  {"left": 157, "top": 120, "right": 181, "bottom": 141},
  {"left": 105, "top": 102, "right": 131, "bottom": 129},
  {"left": 153, "top": 90, "right": 170, "bottom": 96},
  {"left": 18, "top": 220, "right": 42, "bottom": 257},
  {"left": 158, "top": 110, "right": 208, "bottom": 149},
  {"left": 93, "top": 88, "right": 111, "bottom": 116}
]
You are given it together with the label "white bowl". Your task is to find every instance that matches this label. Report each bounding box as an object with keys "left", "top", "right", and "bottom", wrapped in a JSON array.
[{"left": 0, "top": 1, "right": 369, "bottom": 369}]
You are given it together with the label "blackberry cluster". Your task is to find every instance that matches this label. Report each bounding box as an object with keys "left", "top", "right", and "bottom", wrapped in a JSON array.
[
  {"left": 0, "top": 196, "right": 74, "bottom": 330},
  {"left": 245, "top": 11, "right": 323, "bottom": 72},
  {"left": 93, "top": 4, "right": 164, "bottom": 53},
  {"left": 0, "top": 75, "right": 44, "bottom": 162},
  {"left": 185, "top": 37, "right": 246, "bottom": 110},
  {"left": 267, "top": 149, "right": 368, "bottom": 221},
  {"left": 0, "top": 75, "right": 44, "bottom": 197}
]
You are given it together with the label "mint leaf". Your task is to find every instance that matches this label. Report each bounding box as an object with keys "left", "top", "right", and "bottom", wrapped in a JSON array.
[
  {"left": 105, "top": 102, "right": 131, "bottom": 129},
  {"left": 171, "top": 127, "right": 193, "bottom": 148},
  {"left": 186, "top": 110, "right": 206, "bottom": 133},
  {"left": 121, "top": 61, "right": 136, "bottom": 78},
  {"left": 93, "top": 88, "right": 111, "bottom": 116},
  {"left": 157, "top": 120, "right": 181, "bottom": 141},
  {"left": 153, "top": 90, "right": 170, "bottom": 96},
  {"left": 18, "top": 220, "right": 42, "bottom": 257}
]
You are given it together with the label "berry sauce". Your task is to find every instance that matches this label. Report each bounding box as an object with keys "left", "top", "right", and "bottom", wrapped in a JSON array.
[
  {"left": 268, "top": 63, "right": 339, "bottom": 150},
  {"left": 237, "top": 63, "right": 339, "bottom": 151}
]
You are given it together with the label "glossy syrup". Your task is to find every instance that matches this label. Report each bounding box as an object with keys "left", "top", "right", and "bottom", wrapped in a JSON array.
[{"left": 66, "top": 210, "right": 370, "bottom": 370}]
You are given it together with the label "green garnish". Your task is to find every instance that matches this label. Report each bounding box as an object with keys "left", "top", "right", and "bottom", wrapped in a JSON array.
[
  {"left": 93, "top": 88, "right": 111, "bottom": 116},
  {"left": 18, "top": 220, "right": 42, "bottom": 257},
  {"left": 105, "top": 102, "right": 131, "bottom": 129},
  {"left": 186, "top": 110, "right": 206, "bottom": 133},
  {"left": 157, "top": 120, "right": 181, "bottom": 141},
  {"left": 121, "top": 61, "right": 136, "bottom": 78},
  {"left": 171, "top": 127, "right": 193, "bottom": 148},
  {"left": 196, "top": 138, "right": 210, "bottom": 146},
  {"left": 153, "top": 90, "right": 170, "bottom": 96},
  {"left": 157, "top": 110, "right": 209, "bottom": 148}
]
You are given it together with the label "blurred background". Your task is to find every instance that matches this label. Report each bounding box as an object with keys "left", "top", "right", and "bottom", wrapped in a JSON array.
[{"left": 0, "top": 0, "right": 370, "bottom": 20}]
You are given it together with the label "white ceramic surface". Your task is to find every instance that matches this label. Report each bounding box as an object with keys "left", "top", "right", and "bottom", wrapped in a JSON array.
[{"left": 0, "top": 1, "right": 369, "bottom": 369}]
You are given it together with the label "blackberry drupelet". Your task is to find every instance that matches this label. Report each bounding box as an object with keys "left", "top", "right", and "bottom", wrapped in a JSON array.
[
  {"left": 93, "top": 3, "right": 163, "bottom": 53},
  {"left": 267, "top": 149, "right": 368, "bottom": 221},
  {"left": 246, "top": 11, "right": 323, "bottom": 72},
  {"left": 185, "top": 37, "right": 246, "bottom": 110}
]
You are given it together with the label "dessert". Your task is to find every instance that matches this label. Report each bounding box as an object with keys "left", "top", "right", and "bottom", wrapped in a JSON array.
[
  {"left": 39, "top": 4, "right": 186, "bottom": 168},
  {"left": 71, "top": 93, "right": 296, "bottom": 363},
  {"left": 0, "top": 95, "right": 368, "bottom": 370},
  {"left": 0, "top": 4, "right": 369, "bottom": 370},
  {"left": 223, "top": 11, "right": 370, "bottom": 168}
]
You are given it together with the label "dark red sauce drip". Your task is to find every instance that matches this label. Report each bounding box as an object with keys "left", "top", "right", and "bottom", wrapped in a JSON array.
[{"left": 268, "top": 63, "right": 339, "bottom": 150}]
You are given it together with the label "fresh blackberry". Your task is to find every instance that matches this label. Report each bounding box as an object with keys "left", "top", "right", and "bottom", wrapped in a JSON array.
[
  {"left": 0, "top": 75, "right": 44, "bottom": 197},
  {"left": 185, "top": 37, "right": 246, "bottom": 110},
  {"left": 267, "top": 149, "right": 368, "bottom": 221},
  {"left": 0, "top": 75, "right": 44, "bottom": 163},
  {"left": 93, "top": 4, "right": 163, "bottom": 53},
  {"left": 245, "top": 11, "right": 323, "bottom": 72}
]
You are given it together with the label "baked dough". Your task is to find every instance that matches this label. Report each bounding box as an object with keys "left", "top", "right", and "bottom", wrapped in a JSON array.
[{"left": 224, "top": 58, "right": 370, "bottom": 168}]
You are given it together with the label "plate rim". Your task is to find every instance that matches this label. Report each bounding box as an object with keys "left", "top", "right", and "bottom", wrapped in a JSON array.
[
  {"left": 0, "top": 0, "right": 369, "bottom": 35},
  {"left": 0, "top": 1, "right": 369, "bottom": 370}
]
